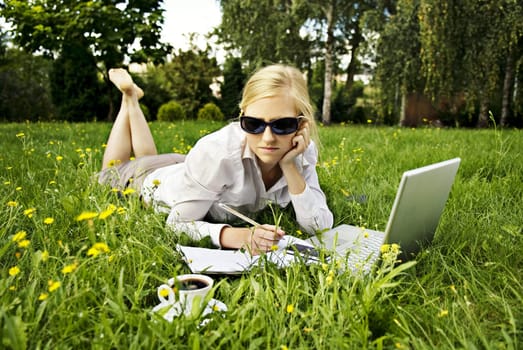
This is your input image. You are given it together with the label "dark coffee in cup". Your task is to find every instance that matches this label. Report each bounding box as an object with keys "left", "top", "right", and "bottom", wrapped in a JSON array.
[{"left": 178, "top": 278, "right": 209, "bottom": 290}]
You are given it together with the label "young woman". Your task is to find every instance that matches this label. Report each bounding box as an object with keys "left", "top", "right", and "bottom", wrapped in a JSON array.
[{"left": 99, "top": 64, "right": 333, "bottom": 254}]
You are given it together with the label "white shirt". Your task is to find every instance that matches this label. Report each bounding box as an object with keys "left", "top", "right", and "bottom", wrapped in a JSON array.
[{"left": 142, "top": 122, "right": 333, "bottom": 247}]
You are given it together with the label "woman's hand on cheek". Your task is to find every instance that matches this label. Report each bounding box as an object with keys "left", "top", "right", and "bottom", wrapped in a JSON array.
[{"left": 279, "top": 122, "right": 310, "bottom": 166}]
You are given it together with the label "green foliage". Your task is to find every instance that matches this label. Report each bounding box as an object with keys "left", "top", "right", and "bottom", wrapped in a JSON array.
[
  {"left": 218, "top": 0, "right": 313, "bottom": 71},
  {"left": 1, "top": 121, "right": 522, "bottom": 347},
  {"left": 157, "top": 101, "right": 185, "bottom": 121},
  {"left": 0, "top": 46, "right": 54, "bottom": 121},
  {"left": 50, "top": 41, "right": 103, "bottom": 122},
  {"left": 160, "top": 40, "right": 221, "bottom": 119},
  {"left": 2, "top": 0, "right": 170, "bottom": 121},
  {"left": 219, "top": 56, "right": 245, "bottom": 119},
  {"left": 197, "top": 103, "right": 224, "bottom": 121}
]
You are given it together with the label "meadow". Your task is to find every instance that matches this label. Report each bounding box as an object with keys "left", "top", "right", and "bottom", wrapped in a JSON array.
[{"left": 1, "top": 120, "right": 522, "bottom": 349}]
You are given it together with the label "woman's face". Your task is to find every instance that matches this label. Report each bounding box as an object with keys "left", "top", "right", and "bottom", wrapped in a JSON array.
[{"left": 243, "top": 94, "right": 298, "bottom": 169}]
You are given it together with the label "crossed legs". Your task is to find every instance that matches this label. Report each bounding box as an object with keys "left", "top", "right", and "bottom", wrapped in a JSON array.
[{"left": 102, "top": 68, "right": 157, "bottom": 170}]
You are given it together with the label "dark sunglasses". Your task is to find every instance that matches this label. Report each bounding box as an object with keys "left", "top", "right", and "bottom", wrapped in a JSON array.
[{"left": 240, "top": 116, "right": 302, "bottom": 135}]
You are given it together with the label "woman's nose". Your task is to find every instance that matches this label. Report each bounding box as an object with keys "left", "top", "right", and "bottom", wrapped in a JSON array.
[{"left": 261, "top": 125, "right": 276, "bottom": 142}]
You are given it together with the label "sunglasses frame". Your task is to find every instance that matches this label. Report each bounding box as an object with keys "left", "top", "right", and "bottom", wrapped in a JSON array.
[{"left": 239, "top": 116, "right": 304, "bottom": 135}]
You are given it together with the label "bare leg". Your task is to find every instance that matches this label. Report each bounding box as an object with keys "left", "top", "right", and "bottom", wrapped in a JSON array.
[{"left": 102, "top": 68, "right": 157, "bottom": 170}]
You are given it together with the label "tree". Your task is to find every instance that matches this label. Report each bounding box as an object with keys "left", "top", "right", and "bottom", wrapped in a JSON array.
[
  {"left": 217, "top": 0, "right": 313, "bottom": 72},
  {"left": 220, "top": 56, "right": 246, "bottom": 119},
  {"left": 160, "top": 40, "right": 221, "bottom": 119},
  {"left": 373, "top": 0, "right": 422, "bottom": 124},
  {"left": 2, "top": 0, "right": 171, "bottom": 120},
  {"left": 419, "top": 0, "right": 523, "bottom": 127}
]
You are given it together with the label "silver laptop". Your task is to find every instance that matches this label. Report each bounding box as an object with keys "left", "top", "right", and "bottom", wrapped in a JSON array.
[{"left": 307, "top": 158, "right": 461, "bottom": 271}]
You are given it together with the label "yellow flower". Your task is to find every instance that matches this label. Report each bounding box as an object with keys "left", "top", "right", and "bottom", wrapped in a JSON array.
[
  {"left": 48, "top": 280, "right": 61, "bottom": 292},
  {"left": 9, "top": 266, "right": 20, "bottom": 276},
  {"left": 18, "top": 239, "right": 30, "bottom": 248},
  {"left": 122, "top": 188, "right": 135, "bottom": 196},
  {"left": 437, "top": 309, "right": 449, "bottom": 318},
  {"left": 9, "top": 286, "right": 16, "bottom": 291},
  {"left": 450, "top": 284, "right": 457, "bottom": 294},
  {"left": 12, "top": 230, "right": 27, "bottom": 242},
  {"left": 159, "top": 288, "right": 170, "bottom": 298},
  {"left": 326, "top": 270, "right": 335, "bottom": 285},
  {"left": 280, "top": 346, "right": 288, "bottom": 350},
  {"left": 23, "top": 208, "right": 36, "bottom": 218},
  {"left": 152, "top": 179, "right": 161, "bottom": 186},
  {"left": 7, "top": 201, "right": 18, "bottom": 207},
  {"left": 286, "top": 304, "right": 294, "bottom": 313},
  {"left": 49, "top": 180, "right": 56, "bottom": 185},
  {"left": 43, "top": 217, "right": 54, "bottom": 225},
  {"left": 56, "top": 155, "right": 63, "bottom": 161},
  {"left": 41, "top": 250, "right": 49, "bottom": 262},
  {"left": 76, "top": 211, "right": 98, "bottom": 221},
  {"left": 15, "top": 187, "right": 22, "bottom": 191},
  {"left": 16, "top": 132, "right": 25, "bottom": 138},
  {"left": 270, "top": 245, "right": 278, "bottom": 252},
  {"left": 98, "top": 204, "right": 116, "bottom": 220},
  {"left": 380, "top": 244, "right": 390, "bottom": 254},
  {"left": 38, "top": 293, "right": 48, "bottom": 301},
  {"left": 87, "top": 242, "right": 111, "bottom": 257},
  {"left": 61, "top": 262, "right": 78, "bottom": 274}
]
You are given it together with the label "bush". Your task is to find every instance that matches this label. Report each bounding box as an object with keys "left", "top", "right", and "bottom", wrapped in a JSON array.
[
  {"left": 197, "top": 102, "right": 224, "bottom": 121},
  {"left": 157, "top": 101, "right": 185, "bottom": 121}
]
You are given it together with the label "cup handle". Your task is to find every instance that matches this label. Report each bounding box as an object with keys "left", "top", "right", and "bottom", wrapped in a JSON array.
[{"left": 157, "top": 284, "right": 175, "bottom": 304}]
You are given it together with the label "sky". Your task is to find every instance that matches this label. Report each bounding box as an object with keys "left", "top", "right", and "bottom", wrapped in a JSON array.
[{"left": 161, "top": 0, "right": 222, "bottom": 52}]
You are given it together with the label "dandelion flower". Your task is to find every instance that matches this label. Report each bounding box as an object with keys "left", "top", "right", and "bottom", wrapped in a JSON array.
[
  {"left": 56, "top": 155, "right": 63, "bottom": 161},
  {"left": 270, "top": 245, "right": 278, "bottom": 252},
  {"left": 16, "top": 132, "right": 25, "bottom": 138},
  {"left": 43, "top": 217, "right": 54, "bottom": 225},
  {"left": 87, "top": 242, "right": 111, "bottom": 257},
  {"left": 152, "top": 179, "right": 161, "bottom": 186},
  {"left": 9, "top": 266, "right": 20, "bottom": 276},
  {"left": 7, "top": 201, "right": 18, "bottom": 207},
  {"left": 23, "top": 208, "right": 36, "bottom": 218},
  {"left": 62, "top": 262, "right": 78, "bottom": 274},
  {"left": 76, "top": 211, "right": 98, "bottom": 221},
  {"left": 12, "top": 230, "right": 27, "bottom": 242},
  {"left": 98, "top": 204, "right": 116, "bottom": 220},
  {"left": 280, "top": 345, "right": 288, "bottom": 350},
  {"left": 122, "top": 188, "right": 135, "bottom": 196},
  {"left": 41, "top": 250, "right": 50, "bottom": 262},
  {"left": 18, "top": 239, "right": 30, "bottom": 248},
  {"left": 286, "top": 304, "right": 294, "bottom": 314},
  {"left": 38, "top": 293, "right": 48, "bottom": 301},
  {"left": 437, "top": 309, "right": 449, "bottom": 318},
  {"left": 48, "top": 280, "right": 61, "bottom": 292}
]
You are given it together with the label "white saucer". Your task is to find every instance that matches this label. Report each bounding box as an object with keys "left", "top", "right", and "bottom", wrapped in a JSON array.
[{"left": 152, "top": 298, "right": 227, "bottom": 323}]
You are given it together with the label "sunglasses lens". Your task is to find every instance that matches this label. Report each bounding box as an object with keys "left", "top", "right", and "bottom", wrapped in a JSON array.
[
  {"left": 271, "top": 118, "right": 299, "bottom": 135},
  {"left": 240, "top": 117, "right": 266, "bottom": 134}
]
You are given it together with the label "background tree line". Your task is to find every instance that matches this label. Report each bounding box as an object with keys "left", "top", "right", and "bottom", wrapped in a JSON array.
[{"left": 1, "top": 0, "right": 522, "bottom": 127}]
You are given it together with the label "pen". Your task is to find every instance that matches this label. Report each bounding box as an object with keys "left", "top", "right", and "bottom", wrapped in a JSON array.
[{"left": 218, "top": 203, "right": 260, "bottom": 227}]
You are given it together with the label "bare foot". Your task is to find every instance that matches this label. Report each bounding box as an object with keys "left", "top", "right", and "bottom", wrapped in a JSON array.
[{"left": 109, "top": 68, "right": 135, "bottom": 96}]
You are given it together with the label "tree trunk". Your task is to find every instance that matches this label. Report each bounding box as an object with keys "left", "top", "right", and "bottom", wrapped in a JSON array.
[
  {"left": 321, "top": 2, "right": 335, "bottom": 125},
  {"left": 476, "top": 95, "right": 490, "bottom": 128},
  {"left": 500, "top": 49, "right": 515, "bottom": 127}
]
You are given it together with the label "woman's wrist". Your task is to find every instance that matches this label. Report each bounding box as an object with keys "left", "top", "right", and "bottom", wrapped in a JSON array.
[{"left": 219, "top": 226, "right": 250, "bottom": 249}]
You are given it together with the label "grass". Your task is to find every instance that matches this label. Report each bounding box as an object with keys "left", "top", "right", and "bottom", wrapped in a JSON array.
[{"left": 1, "top": 120, "right": 522, "bottom": 349}]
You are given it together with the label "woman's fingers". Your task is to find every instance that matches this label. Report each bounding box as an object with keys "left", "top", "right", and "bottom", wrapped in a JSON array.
[{"left": 250, "top": 225, "right": 285, "bottom": 253}]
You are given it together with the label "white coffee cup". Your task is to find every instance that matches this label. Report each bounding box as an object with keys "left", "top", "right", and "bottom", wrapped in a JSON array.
[{"left": 157, "top": 274, "right": 214, "bottom": 316}]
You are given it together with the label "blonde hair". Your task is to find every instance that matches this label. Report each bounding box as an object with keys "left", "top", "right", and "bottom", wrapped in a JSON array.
[{"left": 239, "top": 64, "right": 319, "bottom": 145}]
